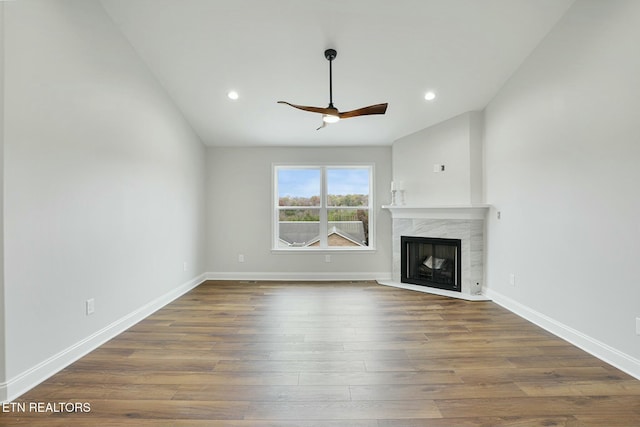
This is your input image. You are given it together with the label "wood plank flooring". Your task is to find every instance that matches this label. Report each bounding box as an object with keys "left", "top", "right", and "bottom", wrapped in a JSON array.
[{"left": 3, "top": 280, "right": 640, "bottom": 426}]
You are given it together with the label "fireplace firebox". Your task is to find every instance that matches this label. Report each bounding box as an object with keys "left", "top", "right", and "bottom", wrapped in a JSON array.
[{"left": 401, "top": 236, "right": 462, "bottom": 292}]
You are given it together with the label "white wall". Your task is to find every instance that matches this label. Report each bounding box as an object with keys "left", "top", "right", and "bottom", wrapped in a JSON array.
[
  {"left": 469, "top": 112, "right": 484, "bottom": 205},
  {"left": 0, "top": 2, "right": 6, "bottom": 389},
  {"left": 484, "top": 0, "right": 640, "bottom": 375},
  {"left": 206, "top": 146, "right": 392, "bottom": 279},
  {"left": 392, "top": 111, "right": 483, "bottom": 206},
  {"left": 2, "top": 0, "right": 206, "bottom": 399}
]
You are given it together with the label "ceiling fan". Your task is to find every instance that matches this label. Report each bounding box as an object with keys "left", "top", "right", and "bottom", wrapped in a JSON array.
[{"left": 278, "top": 49, "right": 388, "bottom": 130}]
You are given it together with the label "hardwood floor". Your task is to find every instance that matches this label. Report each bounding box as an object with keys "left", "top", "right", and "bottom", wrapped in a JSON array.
[{"left": 3, "top": 280, "right": 640, "bottom": 426}]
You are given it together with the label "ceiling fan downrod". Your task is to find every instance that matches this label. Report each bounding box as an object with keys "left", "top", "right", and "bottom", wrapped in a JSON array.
[
  {"left": 323, "top": 49, "right": 339, "bottom": 124},
  {"left": 325, "top": 48, "right": 337, "bottom": 109}
]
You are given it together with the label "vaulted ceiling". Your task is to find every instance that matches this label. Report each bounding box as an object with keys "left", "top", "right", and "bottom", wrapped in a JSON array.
[{"left": 100, "top": 0, "right": 574, "bottom": 146}]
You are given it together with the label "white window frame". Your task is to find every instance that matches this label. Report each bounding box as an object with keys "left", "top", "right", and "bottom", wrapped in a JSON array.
[{"left": 272, "top": 163, "right": 375, "bottom": 252}]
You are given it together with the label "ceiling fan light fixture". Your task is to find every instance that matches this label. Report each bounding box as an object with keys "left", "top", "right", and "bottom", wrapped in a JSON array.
[{"left": 322, "top": 114, "right": 340, "bottom": 124}]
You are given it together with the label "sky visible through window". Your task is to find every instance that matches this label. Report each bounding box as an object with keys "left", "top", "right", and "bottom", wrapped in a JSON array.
[{"left": 278, "top": 168, "right": 369, "bottom": 198}]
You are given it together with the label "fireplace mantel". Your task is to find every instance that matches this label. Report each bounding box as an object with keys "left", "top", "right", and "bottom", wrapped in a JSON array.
[{"left": 382, "top": 204, "right": 491, "bottom": 220}]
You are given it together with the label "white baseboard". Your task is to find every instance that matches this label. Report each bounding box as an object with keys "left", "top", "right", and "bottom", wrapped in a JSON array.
[
  {"left": 206, "top": 271, "right": 393, "bottom": 282},
  {"left": 485, "top": 288, "right": 640, "bottom": 381},
  {"left": 1, "top": 273, "right": 207, "bottom": 402}
]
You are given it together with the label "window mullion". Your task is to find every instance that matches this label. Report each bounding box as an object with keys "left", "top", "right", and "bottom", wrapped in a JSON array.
[{"left": 319, "top": 167, "right": 328, "bottom": 248}]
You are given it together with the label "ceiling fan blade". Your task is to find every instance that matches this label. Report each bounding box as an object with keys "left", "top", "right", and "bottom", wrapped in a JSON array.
[
  {"left": 278, "top": 101, "right": 337, "bottom": 116},
  {"left": 338, "top": 103, "right": 388, "bottom": 119}
]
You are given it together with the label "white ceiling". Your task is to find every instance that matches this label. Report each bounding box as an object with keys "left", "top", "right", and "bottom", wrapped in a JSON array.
[{"left": 100, "top": 0, "right": 574, "bottom": 147}]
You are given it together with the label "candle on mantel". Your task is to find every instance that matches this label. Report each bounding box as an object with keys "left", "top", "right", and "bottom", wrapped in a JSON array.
[{"left": 391, "top": 180, "right": 404, "bottom": 191}]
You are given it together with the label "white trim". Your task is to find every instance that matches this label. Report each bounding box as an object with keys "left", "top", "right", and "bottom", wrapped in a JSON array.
[
  {"left": 485, "top": 288, "right": 640, "bottom": 381},
  {"left": 271, "top": 247, "right": 377, "bottom": 254},
  {"left": 1, "top": 274, "right": 207, "bottom": 402},
  {"left": 207, "top": 271, "right": 392, "bottom": 282}
]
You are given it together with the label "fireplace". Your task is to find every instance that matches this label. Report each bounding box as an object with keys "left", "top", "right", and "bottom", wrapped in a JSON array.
[
  {"left": 381, "top": 205, "right": 488, "bottom": 300},
  {"left": 401, "top": 236, "right": 462, "bottom": 292}
]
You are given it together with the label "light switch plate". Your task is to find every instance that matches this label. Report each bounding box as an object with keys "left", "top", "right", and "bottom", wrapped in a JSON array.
[{"left": 86, "top": 298, "right": 95, "bottom": 315}]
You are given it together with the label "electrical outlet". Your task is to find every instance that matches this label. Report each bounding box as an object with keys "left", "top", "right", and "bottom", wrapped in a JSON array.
[
  {"left": 497, "top": 211, "right": 501, "bottom": 220},
  {"left": 183, "top": 261, "right": 187, "bottom": 272},
  {"left": 471, "top": 282, "right": 482, "bottom": 295},
  {"left": 509, "top": 273, "right": 516, "bottom": 286},
  {"left": 238, "top": 254, "right": 245, "bottom": 263},
  {"left": 325, "top": 254, "right": 331, "bottom": 263},
  {"left": 636, "top": 317, "right": 640, "bottom": 335},
  {"left": 86, "top": 298, "right": 95, "bottom": 315}
]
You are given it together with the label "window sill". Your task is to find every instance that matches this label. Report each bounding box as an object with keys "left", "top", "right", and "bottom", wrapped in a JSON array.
[{"left": 271, "top": 247, "right": 377, "bottom": 254}]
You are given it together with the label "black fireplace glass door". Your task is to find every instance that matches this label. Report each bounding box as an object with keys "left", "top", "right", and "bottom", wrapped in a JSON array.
[{"left": 401, "top": 236, "right": 461, "bottom": 292}]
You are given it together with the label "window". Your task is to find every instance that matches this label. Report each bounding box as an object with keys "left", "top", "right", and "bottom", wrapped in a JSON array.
[{"left": 274, "top": 165, "right": 373, "bottom": 250}]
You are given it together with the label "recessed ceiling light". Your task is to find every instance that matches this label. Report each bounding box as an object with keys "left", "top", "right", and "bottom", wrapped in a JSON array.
[
  {"left": 424, "top": 91, "right": 436, "bottom": 101},
  {"left": 227, "top": 90, "right": 239, "bottom": 100}
]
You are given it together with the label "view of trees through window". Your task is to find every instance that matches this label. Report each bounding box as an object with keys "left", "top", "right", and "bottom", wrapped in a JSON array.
[{"left": 275, "top": 166, "right": 372, "bottom": 248}]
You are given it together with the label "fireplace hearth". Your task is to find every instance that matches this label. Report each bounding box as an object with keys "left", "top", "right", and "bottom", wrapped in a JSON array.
[{"left": 401, "top": 236, "right": 462, "bottom": 292}]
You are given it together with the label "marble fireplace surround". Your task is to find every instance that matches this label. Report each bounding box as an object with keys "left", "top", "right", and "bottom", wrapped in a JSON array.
[{"left": 378, "top": 205, "right": 491, "bottom": 301}]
